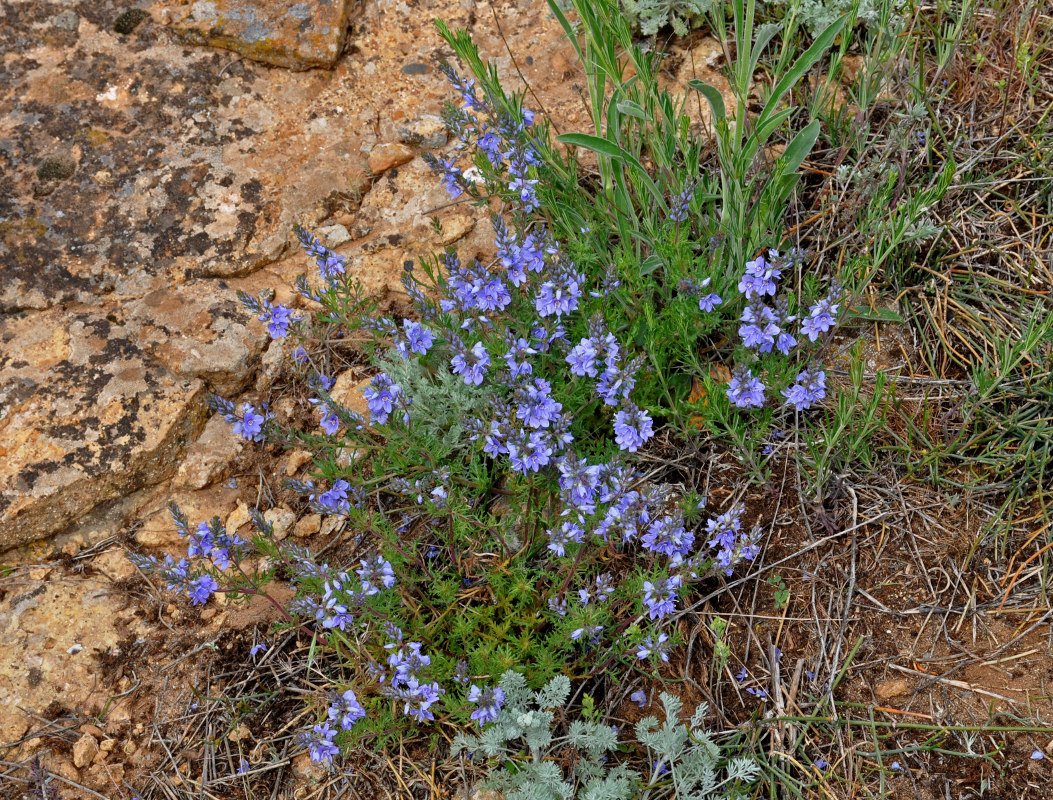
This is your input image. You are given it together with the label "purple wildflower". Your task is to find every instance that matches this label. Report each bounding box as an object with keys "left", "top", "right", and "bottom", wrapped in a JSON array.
[
  {"left": 363, "top": 373, "right": 402, "bottom": 424},
  {"left": 328, "top": 689, "right": 366, "bottom": 731},
  {"left": 230, "top": 403, "right": 267, "bottom": 441},
  {"left": 738, "top": 252, "right": 781, "bottom": 298},
  {"left": 614, "top": 404, "right": 654, "bottom": 452},
  {"left": 188, "top": 574, "right": 218, "bottom": 605},
  {"left": 726, "top": 367, "right": 766, "bottom": 408},
  {"left": 451, "top": 341, "right": 490, "bottom": 386},
  {"left": 642, "top": 575, "right": 681, "bottom": 620},
  {"left": 467, "top": 684, "right": 505, "bottom": 727},
  {"left": 303, "top": 723, "right": 339, "bottom": 763},
  {"left": 782, "top": 368, "right": 827, "bottom": 411},
  {"left": 636, "top": 633, "right": 670, "bottom": 661}
]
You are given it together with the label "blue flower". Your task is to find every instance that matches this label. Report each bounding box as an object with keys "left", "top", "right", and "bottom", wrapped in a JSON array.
[
  {"left": 467, "top": 684, "right": 505, "bottom": 727},
  {"left": 614, "top": 404, "right": 654, "bottom": 453},
  {"left": 451, "top": 341, "right": 490, "bottom": 386},
  {"left": 399, "top": 320, "right": 435, "bottom": 358},
  {"left": 726, "top": 367, "right": 766, "bottom": 408},
  {"left": 636, "top": 633, "right": 670, "bottom": 661},
  {"left": 535, "top": 269, "right": 583, "bottom": 319},
  {"left": 546, "top": 520, "right": 585, "bottom": 556},
  {"left": 363, "top": 373, "right": 403, "bottom": 424},
  {"left": 303, "top": 723, "right": 339, "bottom": 763},
  {"left": 295, "top": 227, "right": 346, "bottom": 283},
  {"left": 328, "top": 689, "right": 366, "bottom": 731},
  {"left": 507, "top": 428, "right": 554, "bottom": 473},
  {"left": 630, "top": 690, "right": 648, "bottom": 708},
  {"left": 357, "top": 555, "right": 396, "bottom": 595},
  {"left": 313, "top": 479, "right": 353, "bottom": 516},
  {"left": 782, "top": 368, "right": 826, "bottom": 411},
  {"left": 515, "top": 378, "right": 562, "bottom": 429},
  {"left": 699, "top": 292, "right": 723, "bottom": 312},
  {"left": 566, "top": 337, "right": 599, "bottom": 377},
  {"left": 188, "top": 574, "right": 218, "bottom": 605},
  {"left": 230, "top": 403, "right": 267, "bottom": 441},
  {"left": 738, "top": 252, "right": 781, "bottom": 298},
  {"left": 642, "top": 575, "right": 681, "bottom": 620}
]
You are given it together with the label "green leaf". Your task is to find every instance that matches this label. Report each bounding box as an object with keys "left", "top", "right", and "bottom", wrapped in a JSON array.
[
  {"left": 640, "top": 255, "right": 664, "bottom": 276},
  {"left": 759, "top": 15, "right": 847, "bottom": 128},
  {"left": 557, "top": 133, "right": 668, "bottom": 211},
  {"left": 615, "top": 100, "right": 647, "bottom": 120},
  {"left": 687, "top": 79, "right": 726, "bottom": 122},
  {"left": 780, "top": 118, "right": 821, "bottom": 175}
]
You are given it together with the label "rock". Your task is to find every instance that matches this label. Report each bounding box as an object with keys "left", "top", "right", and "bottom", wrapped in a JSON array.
[
  {"left": 397, "top": 115, "right": 448, "bottom": 149},
  {"left": 874, "top": 678, "right": 910, "bottom": 701},
  {"left": 317, "top": 223, "right": 351, "bottom": 247},
  {"left": 124, "top": 282, "right": 268, "bottom": 396},
  {"left": 36, "top": 157, "right": 76, "bottom": 183},
  {"left": 172, "top": 0, "right": 355, "bottom": 70},
  {"left": 113, "top": 8, "right": 150, "bottom": 34},
  {"left": 79, "top": 723, "right": 105, "bottom": 739},
  {"left": 174, "top": 413, "right": 245, "bottom": 490},
  {"left": 329, "top": 371, "right": 371, "bottom": 419},
  {"left": 0, "top": 308, "right": 208, "bottom": 552},
  {"left": 285, "top": 449, "right": 313, "bottom": 476},
  {"left": 319, "top": 515, "right": 344, "bottom": 538},
  {"left": 255, "top": 336, "right": 288, "bottom": 394},
  {"left": 51, "top": 10, "right": 81, "bottom": 31},
  {"left": 99, "top": 737, "right": 117, "bottom": 752},
  {"left": 292, "top": 514, "right": 321, "bottom": 538},
  {"left": 92, "top": 548, "right": 138, "bottom": 582},
  {"left": 135, "top": 489, "right": 240, "bottom": 547},
  {"left": 263, "top": 507, "right": 296, "bottom": 540},
  {"left": 226, "top": 501, "right": 252, "bottom": 534},
  {"left": 368, "top": 143, "right": 415, "bottom": 175},
  {"left": 437, "top": 214, "right": 475, "bottom": 246}
]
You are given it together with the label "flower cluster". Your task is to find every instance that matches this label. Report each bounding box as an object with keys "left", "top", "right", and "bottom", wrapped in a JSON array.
[
  {"left": 136, "top": 63, "right": 794, "bottom": 760},
  {"left": 720, "top": 250, "right": 842, "bottom": 412}
]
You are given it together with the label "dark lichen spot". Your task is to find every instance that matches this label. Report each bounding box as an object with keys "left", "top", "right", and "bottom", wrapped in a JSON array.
[
  {"left": 113, "top": 8, "right": 149, "bottom": 35},
  {"left": 36, "top": 157, "right": 75, "bottom": 182},
  {"left": 401, "top": 63, "right": 429, "bottom": 75}
]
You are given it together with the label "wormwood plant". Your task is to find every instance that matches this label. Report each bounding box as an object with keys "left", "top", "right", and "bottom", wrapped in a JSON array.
[{"left": 452, "top": 671, "right": 759, "bottom": 800}]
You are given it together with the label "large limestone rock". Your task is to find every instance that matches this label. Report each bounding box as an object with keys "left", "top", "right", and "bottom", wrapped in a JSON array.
[
  {"left": 173, "top": 0, "right": 356, "bottom": 71},
  {"left": 0, "top": 307, "right": 208, "bottom": 551}
]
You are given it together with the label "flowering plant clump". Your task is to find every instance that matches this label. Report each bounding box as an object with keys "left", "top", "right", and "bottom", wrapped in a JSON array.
[{"left": 129, "top": 5, "right": 856, "bottom": 771}]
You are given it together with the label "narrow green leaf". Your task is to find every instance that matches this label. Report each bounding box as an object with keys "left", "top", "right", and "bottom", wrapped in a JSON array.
[
  {"left": 780, "top": 118, "right": 821, "bottom": 174},
  {"left": 687, "top": 79, "right": 726, "bottom": 122},
  {"left": 640, "top": 255, "right": 664, "bottom": 276},
  {"left": 557, "top": 133, "right": 668, "bottom": 211},
  {"left": 760, "top": 15, "right": 847, "bottom": 128},
  {"left": 616, "top": 100, "right": 647, "bottom": 120}
]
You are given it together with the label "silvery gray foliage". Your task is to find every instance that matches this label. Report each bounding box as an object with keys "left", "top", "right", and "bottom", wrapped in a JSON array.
[
  {"left": 619, "top": 0, "right": 902, "bottom": 38},
  {"left": 636, "top": 693, "right": 759, "bottom": 800},
  {"left": 453, "top": 673, "right": 760, "bottom": 800},
  {"left": 620, "top": 0, "right": 714, "bottom": 36},
  {"left": 377, "top": 350, "right": 488, "bottom": 455}
]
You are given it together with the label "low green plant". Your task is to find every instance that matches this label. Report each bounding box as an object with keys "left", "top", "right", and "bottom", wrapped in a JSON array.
[
  {"left": 621, "top": 0, "right": 714, "bottom": 36},
  {"left": 453, "top": 671, "right": 760, "bottom": 800}
]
